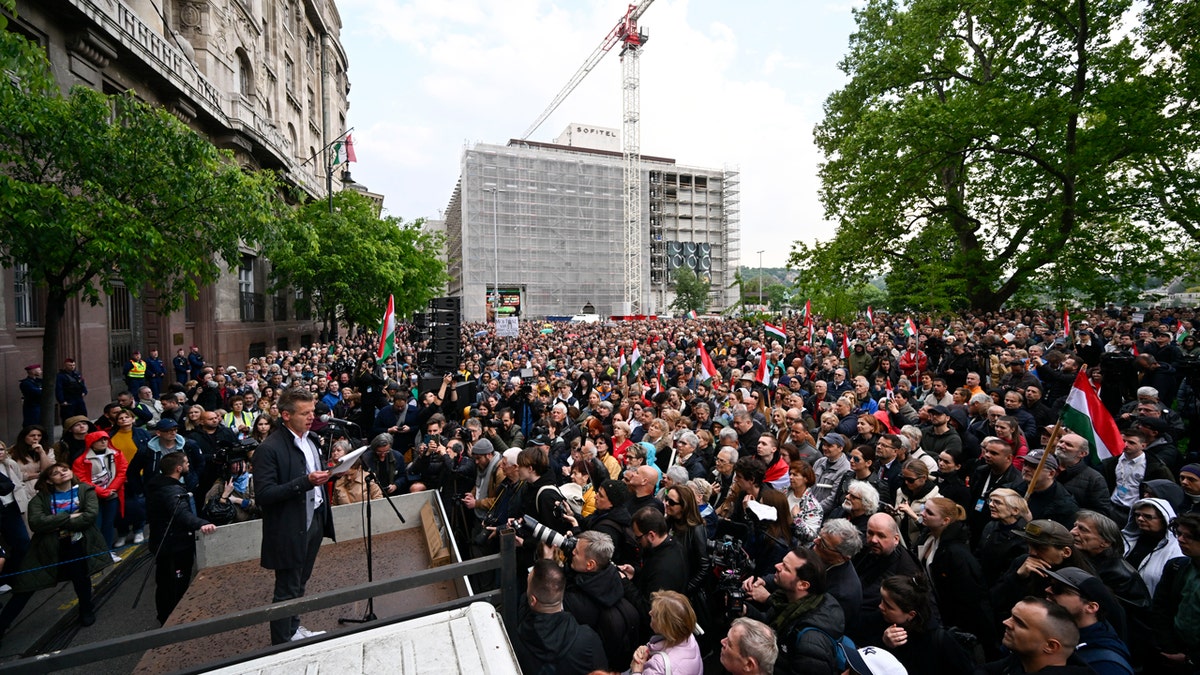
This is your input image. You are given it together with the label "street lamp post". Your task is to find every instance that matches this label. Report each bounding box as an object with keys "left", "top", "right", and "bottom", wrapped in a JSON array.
[{"left": 757, "top": 250, "right": 764, "bottom": 307}]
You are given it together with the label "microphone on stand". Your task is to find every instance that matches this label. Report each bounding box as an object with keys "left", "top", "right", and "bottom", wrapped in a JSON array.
[{"left": 320, "top": 414, "right": 356, "bottom": 426}]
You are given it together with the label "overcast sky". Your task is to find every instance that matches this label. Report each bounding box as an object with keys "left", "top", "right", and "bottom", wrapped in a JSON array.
[{"left": 336, "top": 0, "right": 863, "bottom": 267}]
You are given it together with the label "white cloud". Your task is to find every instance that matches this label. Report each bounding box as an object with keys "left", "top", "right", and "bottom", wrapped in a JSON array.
[{"left": 339, "top": 0, "right": 856, "bottom": 266}]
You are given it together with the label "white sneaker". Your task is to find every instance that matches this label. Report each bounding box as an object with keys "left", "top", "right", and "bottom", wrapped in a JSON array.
[
  {"left": 114, "top": 535, "right": 127, "bottom": 548},
  {"left": 290, "top": 626, "right": 326, "bottom": 641},
  {"left": 110, "top": 552, "right": 123, "bottom": 563},
  {"left": 0, "top": 584, "right": 12, "bottom": 594},
  {"left": 133, "top": 532, "right": 145, "bottom": 544}
]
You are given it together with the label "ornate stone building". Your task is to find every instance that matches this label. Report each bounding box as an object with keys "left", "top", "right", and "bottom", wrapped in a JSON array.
[{"left": 0, "top": 0, "right": 351, "bottom": 440}]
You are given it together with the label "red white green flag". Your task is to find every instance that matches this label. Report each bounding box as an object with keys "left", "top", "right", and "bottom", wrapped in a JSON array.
[
  {"left": 755, "top": 353, "right": 773, "bottom": 388},
  {"left": 801, "top": 299, "right": 812, "bottom": 324},
  {"left": 764, "top": 322, "right": 787, "bottom": 346},
  {"left": 617, "top": 348, "right": 627, "bottom": 377},
  {"left": 376, "top": 294, "right": 396, "bottom": 361},
  {"left": 840, "top": 333, "right": 850, "bottom": 359},
  {"left": 686, "top": 310, "right": 698, "bottom": 320},
  {"left": 697, "top": 342, "right": 719, "bottom": 384},
  {"left": 866, "top": 306, "right": 875, "bottom": 325},
  {"left": 903, "top": 317, "right": 918, "bottom": 339},
  {"left": 1177, "top": 322, "right": 1191, "bottom": 343},
  {"left": 629, "top": 342, "right": 643, "bottom": 377},
  {"left": 332, "top": 134, "right": 357, "bottom": 166},
  {"left": 1061, "top": 369, "right": 1124, "bottom": 463},
  {"left": 1062, "top": 308, "right": 1071, "bottom": 337}
]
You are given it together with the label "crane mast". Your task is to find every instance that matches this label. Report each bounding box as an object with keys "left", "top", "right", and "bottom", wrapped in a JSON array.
[{"left": 521, "top": 2, "right": 654, "bottom": 315}]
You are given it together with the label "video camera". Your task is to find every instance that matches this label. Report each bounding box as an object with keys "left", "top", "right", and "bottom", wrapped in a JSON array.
[{"left": 707, "top": 534, "right": 752, "bottom": 621}]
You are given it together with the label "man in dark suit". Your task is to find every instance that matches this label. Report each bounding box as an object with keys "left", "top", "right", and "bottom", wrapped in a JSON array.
[{"left": 253, "top": 387, "right": 334, "bottom": 644}]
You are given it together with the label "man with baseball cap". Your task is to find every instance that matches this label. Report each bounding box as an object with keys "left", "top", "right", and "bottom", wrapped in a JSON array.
[
  {"left": 1020, "top": 450, "right": 1080, "bottom": 528},
  {"left": 993, "top": 519, "right": 1090, "bottom": 622},
  {"left": 1043, "top": 567, "right": 1133, "bottom": 674}
]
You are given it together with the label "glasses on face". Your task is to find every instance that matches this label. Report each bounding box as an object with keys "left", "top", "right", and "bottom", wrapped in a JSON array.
[
  {"left": 902, "top": 475, "right": 920, "bottom": 484},
  {"left": 849, "top": 455, "right": 862, "bottom": 463},
  {"left": 663, "top": 497, "right": 681, "bottom": 507},
  {"left": 1134, "top": 511, "right": 1160, "bottom": 521}
]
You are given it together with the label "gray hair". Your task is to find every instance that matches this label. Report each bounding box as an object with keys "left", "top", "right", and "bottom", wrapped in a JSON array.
[
  {"left": 370, "top": 433, "right": 393, "bottom": 449},
  {"left": 1075, "top": 509, "right": 1123, "bottom": 550},
  {"left": 718, "top": 427, "right": 739, "bottom": 444},
  {"left": 597, "top": 400, "right": 614, "bottom": 413},
  {"left": 899, "top": 425, "right": 922, "bottom": 447},
  {"left": 580, "top": 442, "right": 598, "bottom": 460},
  {"left": 576, "top": 530, "right": 614, "bottom": 567},
  {"left": 846, "top": 480, "right": 880, "bottom": 514},
  {"left": 677, "top": 430, "right": 700, "bottom": 449},
  {"left": 331, "top": 439, "right": 354, "bottom": 454},
  {"left": 820, "top": 518, "right": 864, "bottom": 558},
  {"left": 729, "top": 617, "right": 778, "bottom": 674},
  {"left": 1136, "top": 386, "right": 1159, "bottom": 399},
  {"left": 969, "top": 393, "right": 993, "bottom": 407},
  {"left": 665, "top": 466, "right": 689, "bottom": 485},
  {"left": 717, "top": 446, "right": 739, "bottom": 463}
]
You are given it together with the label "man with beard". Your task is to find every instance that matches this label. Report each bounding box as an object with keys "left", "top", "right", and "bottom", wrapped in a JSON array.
[{"left": 186, "top": 409, "right": 238, "bottom": 501}]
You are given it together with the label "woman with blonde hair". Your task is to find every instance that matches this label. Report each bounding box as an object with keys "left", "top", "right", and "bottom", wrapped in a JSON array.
[
  {"left": 626, "top": 590, "right": 703, "bottom": 675},
  {"left": 914, "top": 497, "right": 992, "bottom": 648},
  {"left": 975, "top": 487, "right": 1032, "bottom": 584}
]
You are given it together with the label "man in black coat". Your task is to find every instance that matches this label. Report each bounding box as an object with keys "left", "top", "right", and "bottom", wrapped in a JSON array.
[
  {"left": 851, "top": 513, "right": 920, "bottom": 644},
  {"left": 147, "top": 451, "right": 216, "bottom": 625},
  {"left": 617, "top": 506, "right": 687, "bottom": 617},
  {"left": 253, "top": 387, "right": 334, "bottom": 645},
  {"left": 562, "top": 531, "right": 640, "bottom": 670},
  {"left": 514, "top": 560, "right": 607, "bottom": 675}
]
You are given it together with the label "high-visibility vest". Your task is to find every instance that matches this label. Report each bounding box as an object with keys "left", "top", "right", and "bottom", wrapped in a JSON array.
[{"left": 128, "top": 359, "right": 147, "bottom": 378}]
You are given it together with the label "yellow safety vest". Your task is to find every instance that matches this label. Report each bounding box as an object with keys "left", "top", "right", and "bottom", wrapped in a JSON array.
[{"left": 128, "top": 359, "right": 147, "bottom": 378}]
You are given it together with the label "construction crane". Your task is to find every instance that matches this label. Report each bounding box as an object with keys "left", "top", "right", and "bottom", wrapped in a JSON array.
[{"left": 521, "top": 1, "right": 655, "bottom": 315}]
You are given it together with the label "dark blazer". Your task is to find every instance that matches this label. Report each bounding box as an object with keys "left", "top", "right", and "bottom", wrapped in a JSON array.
[{"left": 254, "top": 426, "right": 335, "bottom": 570}]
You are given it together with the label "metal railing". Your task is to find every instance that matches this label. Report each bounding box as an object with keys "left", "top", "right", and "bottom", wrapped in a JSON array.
[{"left": 1, "top": 531, "right": 519, "bottom": 675}]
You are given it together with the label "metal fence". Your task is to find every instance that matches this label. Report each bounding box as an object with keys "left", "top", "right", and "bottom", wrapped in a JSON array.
[{"left": 1, "top": 532, "right": 520, "bottom": 675}]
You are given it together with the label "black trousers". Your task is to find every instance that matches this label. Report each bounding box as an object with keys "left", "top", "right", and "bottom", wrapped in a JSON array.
[
  {"left": 269, "top": 505, "right": 326, "bottom": 645},
  {"left": 155, "top": 547, "right": 196, "bottom": 624}
]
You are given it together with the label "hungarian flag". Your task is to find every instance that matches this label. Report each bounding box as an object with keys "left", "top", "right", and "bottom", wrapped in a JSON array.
[
  {"left": 697, "top": 342, "right": 719, "bottom": 384},
  {"left": 1061, "top": 369, "right": 1124, "bottom": 464},
  {"left": 866, "top": 306, "right": 875, "bottom": 325},
  {"left": 629, "top": 342, "right": 643, "bottom": 377},
  {"left": 840, "top": 333, "right": 850, "bottom": 359},
  {"left": 755, "top": 353, "right": 773, "bottom": 388},
  {"left": 332, "top": 134, "right": 357, "bottom": 166},
  {"left": 617, "top": 348, "right": 627, "bottom": 377},
  {"left": 1062, "top": 308, "right": 1071, "bottom": 336},
  {"left": 903, "top": 317, "right": 918, "bottom": 339},
  {"left": 801, "top": 299, "right": 812, "bottom": 324},
  {"left": 686, "top": 310, "right": 698, "bottom": 320},
  {"left": 376, "top": 294, "right": 396, "bottom": 361},
  {"left": 1177, "top": 323, "right": 1191, "bottom": 343},
  {"left": 655, "top": 359, "right": 667, "bottom": 395},
  {"left": 764, "top": 322, "right": 787, "bottom": 346},
  {"left": 823, "top": 327, "right": 836, "bottom": 351}
]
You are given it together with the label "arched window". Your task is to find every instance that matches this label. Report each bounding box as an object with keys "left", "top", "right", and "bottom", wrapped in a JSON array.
[{"left": 234, "top": 48, "right": 254, "bottom": 97}]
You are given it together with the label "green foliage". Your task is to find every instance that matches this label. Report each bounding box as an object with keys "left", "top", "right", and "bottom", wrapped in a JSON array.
[
  {"left": 264, "top": 190, "right": 447, "bottom": 328},
  {"left": 795, "top": 0, "right": 1200, "bottom": 312},
  {"left": 669, "top": 267, "right": 710, "bottom": 314},
  {"left": 0, "top": 86, "right": 284, "bottom": 310},
  {"left": 0, "top": 39, "right": 287, "bottom": 437}
]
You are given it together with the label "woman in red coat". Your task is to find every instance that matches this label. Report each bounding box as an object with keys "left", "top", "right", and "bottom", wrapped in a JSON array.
[{"left": 72, "top": 430, "right": 127, "bottom": 562}]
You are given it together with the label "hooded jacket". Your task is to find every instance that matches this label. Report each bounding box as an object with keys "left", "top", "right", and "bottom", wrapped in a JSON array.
[
  {"left": 1076, "top": 620, "right": 1134, "bottom": 675},
  {"left": 513, "top": 607, "right": 607, "bottom": 675},
  {"left": 1120, "top": 497, "right": 1181, "bottom": 595},
  {"left": 563, "top": 564, "right": 640, "bottom": 670},
  {"left": 773, "top": 593, "right": 846, "bottom": 675}
]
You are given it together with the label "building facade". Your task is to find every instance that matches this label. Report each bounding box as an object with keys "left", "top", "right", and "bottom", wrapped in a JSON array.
[
  {"left": 443, "top": 128, "right": 740, "bottom": 323},
  {"left": 0, "top": 0, "right": 350, "bottom": 440}
]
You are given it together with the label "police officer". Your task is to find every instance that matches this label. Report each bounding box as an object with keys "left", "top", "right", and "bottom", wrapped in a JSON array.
[{"left": 19, "top": 364, "right": 42, "bottom": 427}]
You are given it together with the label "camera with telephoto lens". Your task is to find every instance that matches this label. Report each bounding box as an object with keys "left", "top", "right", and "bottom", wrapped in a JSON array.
[
  {"left": 214, "top": 437, "right": 258, "bottom": 478},
  {"left": 520, "top": 515, "right": 577, "bottom": 558}
]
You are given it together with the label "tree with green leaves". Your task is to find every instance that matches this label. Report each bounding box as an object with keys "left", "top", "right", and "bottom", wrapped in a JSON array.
[
  {"left": 794, "top": 0, "right": 1200, "bottom": 312},
  {"left": 0, "top": 43, "right": 288, "bottom": 437},
  {"left": 669, "top": 267, "right": 710, "bottom": 315},
  {"left": 263, "top": 190, "right": 447, "bottom": 335}
]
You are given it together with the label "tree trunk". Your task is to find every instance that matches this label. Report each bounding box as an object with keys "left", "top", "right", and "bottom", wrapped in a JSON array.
[{"left": 37, "top": 291, "right": 68, "bottom": 444}]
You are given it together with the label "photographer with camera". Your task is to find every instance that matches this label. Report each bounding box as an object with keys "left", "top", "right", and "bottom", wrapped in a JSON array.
[
  {"left": 203, "top": 445, "right": 258, "bottom": 523},
  {"left": 484, "top": 407, "right": 526, "bottom": 451},
  {"left": 552, "top": 530, "right": 642, "bottom": 671}
]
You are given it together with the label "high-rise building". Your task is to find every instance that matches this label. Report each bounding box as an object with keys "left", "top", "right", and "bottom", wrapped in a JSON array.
[
  {"left": 1, "top": 0, "right": 351, "bottom": 440},
  {"left": 443, "top": 124, "right": 740, "bottom": 323}
]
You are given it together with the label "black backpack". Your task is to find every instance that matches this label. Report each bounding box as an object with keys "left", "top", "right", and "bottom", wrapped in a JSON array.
[{"left": 595, "top": 596, "right": 641, "bottom": 671}]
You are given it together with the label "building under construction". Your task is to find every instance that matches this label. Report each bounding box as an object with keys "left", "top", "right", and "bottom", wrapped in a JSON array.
[{"left": 442, "top": 123, "right": 741, "bottom": 323}]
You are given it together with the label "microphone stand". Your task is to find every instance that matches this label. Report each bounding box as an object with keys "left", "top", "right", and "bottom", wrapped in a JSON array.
[{"left": 339, "top": 470, "right": 378, "bottom": 624}]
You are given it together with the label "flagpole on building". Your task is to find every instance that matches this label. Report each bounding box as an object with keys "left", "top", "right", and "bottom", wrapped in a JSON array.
[{"left": 300, "top": 127, "right": 356, "bottom": 214}]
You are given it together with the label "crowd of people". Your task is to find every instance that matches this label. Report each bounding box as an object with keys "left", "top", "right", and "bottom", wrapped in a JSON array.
[{"left": 0, "top": 305, "right": 1198, "bottom": 673}]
